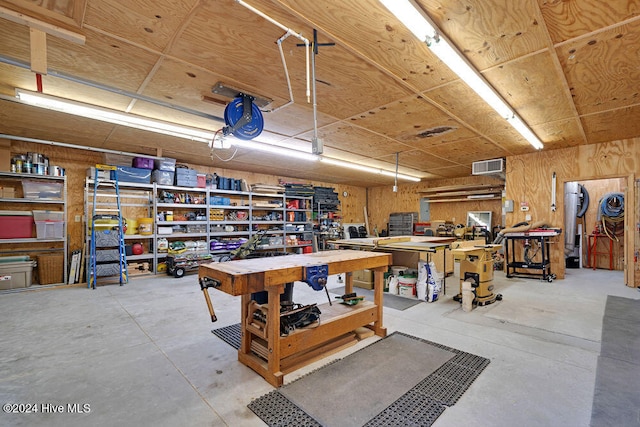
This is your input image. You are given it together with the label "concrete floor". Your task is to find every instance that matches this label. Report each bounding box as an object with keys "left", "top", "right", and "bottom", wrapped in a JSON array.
[{"left": 1, "top": 265, "right": 638, "bottom": 427}]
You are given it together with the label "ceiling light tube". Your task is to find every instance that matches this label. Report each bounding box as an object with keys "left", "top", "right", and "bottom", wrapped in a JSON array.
[
  {"left": 13, "top": 88, "right": 420, "bottom": 180},
  {"left": 232, "top": 139, "right": 319, "bottom": 161},
  {"left": 380, "top": 0, "right": 543, "bottom": 150},
  {"left": 507, "top": 115, "right": 544, "bottom": 149},
  {"left": 15, "top": 89, "right": 216, "bottom": 143},
  {"left": 320, "top": 157, "right": 421, "bottom": 182}
]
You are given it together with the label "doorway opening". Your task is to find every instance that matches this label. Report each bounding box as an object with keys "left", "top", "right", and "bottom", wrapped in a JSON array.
[{"left": 564, "top": 177, "right": 626, "bottom": 277}]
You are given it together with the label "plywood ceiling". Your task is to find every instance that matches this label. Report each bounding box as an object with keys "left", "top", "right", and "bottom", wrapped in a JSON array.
[{"left": 0, "top": 0, "right": 638, "bottom": 187}]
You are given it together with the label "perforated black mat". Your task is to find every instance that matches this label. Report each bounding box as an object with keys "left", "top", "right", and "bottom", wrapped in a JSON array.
[
  {"left": 247, "top": 332, "right": 490, "bottom": 426},
  {"left": 211, "top": 323, "right": 241, "bottom": 350}
]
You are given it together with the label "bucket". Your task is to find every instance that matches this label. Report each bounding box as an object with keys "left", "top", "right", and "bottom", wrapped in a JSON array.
[
  {"left": 138, "top": 218, "right": 153, "bottom": 235},
  {"left": 398, "top": 276, "right": 417, "bottom": 296},
  {"left": 125, "top": 218, "right": 138, "bottom": 235},
  {"left": 391, "top": 266, "right": 406, "bottom": 276}
]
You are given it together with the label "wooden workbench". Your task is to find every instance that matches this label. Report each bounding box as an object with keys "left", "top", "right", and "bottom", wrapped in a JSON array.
[
  {"left": 198, "top": 250, "right": 392, "bottom": 387},
  {"left": 331, "top": 235, "right": 456, "bottom": 292}
]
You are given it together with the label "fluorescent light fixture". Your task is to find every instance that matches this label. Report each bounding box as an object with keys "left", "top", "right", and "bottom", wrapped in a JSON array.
[
  {"left": 380, "top": 0, "right": 543, "bottom": 150},
  {"left": 321, "top": 157, "right": 421, "bottom": 182},
  {"left": 13, "top": 89, "right": 422, "bottom": 180},
  {"left": 232, "top": 139, "right": 318, "bottom": 162},
  {"left": 16, "top": 89, "right": 216, "bottom": 143}
]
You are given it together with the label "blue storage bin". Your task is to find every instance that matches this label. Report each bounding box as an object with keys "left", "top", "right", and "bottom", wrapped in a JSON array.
[
  {"left": 174, "top": 168, "right": 198, "bottom": 187},
  {"left": 111, "top": 166, "right": 151, "bottom": 184},
  {"left": 210, "top": 196, "right": 231, "bottom": 205}
]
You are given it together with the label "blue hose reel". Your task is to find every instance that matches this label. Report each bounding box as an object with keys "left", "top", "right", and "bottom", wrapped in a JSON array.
[{"left": 223, "top": 95, "right": 264, "bottom": 140}]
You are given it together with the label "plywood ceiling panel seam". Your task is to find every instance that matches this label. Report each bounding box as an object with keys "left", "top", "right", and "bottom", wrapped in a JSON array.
[
  {"left": 553, "top": 14, "right": 640, "bottom": 49},
  {"left": 267, "top": 1, "right": 469, "bottom": 124},
  {"left": 530, "top": 0, "right": 588, "bottom": 146},
  {"left": 125, "top": 1, "right": 205, "bottom": 112},
  {"left": 579, "top": 100, "right": 640, "bottom": 118},
  {"left": 269, "top": 0, "right": 545, "bottom": 158}
]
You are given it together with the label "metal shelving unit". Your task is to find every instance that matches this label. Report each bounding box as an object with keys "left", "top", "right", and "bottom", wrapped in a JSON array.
[
  {"left": 0, "top": 171, "right": 67, "bottom": 286},
  {"left": 84, "top": 179, "right": 314, "bottom": 276}
]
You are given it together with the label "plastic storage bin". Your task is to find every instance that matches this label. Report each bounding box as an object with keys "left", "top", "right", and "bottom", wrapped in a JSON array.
[
  {"left": 151, "top": 170, "right": 175, "bottom": 185},
  {"left": 0, "top": 211, "right": 33, "bottom": 239},
  {"left": 96, "top": 249, "right": 120, "bottom": 262},
  {"left": 94, "top": 229, "right": 121, "bottom": 247},
  {"left": 154, "top": 157, "right": 176, "bottom": 172},
  {"left": 174, "top": 168, "right": 197, "bottom": 187},
  {"left": 33, "top": 210, "right": 64, "bottom": 222},
  {"left": 132, "top": 157, "right": 155, "bottom": 169},
  {"left": 35, "top": 221, "right": 64, "bottom": 239},
  {"left": 111, "top": 166, "right": 151, "bottom": 184},
  {"left": 0, "top": 257, "right": 36, "bottom": 289},
  {"left": 22, "top": 180, "right": 63, "bottom": 199}
]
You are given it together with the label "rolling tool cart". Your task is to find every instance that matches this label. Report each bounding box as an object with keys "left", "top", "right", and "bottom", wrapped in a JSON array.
[{"left": 504, "top": 228, "right": 561, "bottom": 282}]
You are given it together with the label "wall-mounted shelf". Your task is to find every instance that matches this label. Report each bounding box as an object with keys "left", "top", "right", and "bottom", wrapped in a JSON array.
[{"left": 419, "top": 183, "right": 504, "bottom": 203}]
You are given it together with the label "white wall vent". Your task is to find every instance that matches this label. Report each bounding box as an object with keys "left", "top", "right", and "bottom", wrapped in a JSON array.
[{"left": 472, "top": 158, "right": 504, "bottom": 175}]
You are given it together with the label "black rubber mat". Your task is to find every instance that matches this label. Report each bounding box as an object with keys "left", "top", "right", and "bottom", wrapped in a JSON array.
[
  {"left": 248, "top": 332, "right": 490, "bottom": 426},
  {"left": 248, "top": 391, "right": 321, "bottom": 427},
  {"left": 211, "top": 323, "right": 241, "bottom": 350}
]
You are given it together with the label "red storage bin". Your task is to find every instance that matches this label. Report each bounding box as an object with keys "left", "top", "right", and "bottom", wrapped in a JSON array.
[{"left": 0, "top": 211, "right": 33, "bottom": 239}]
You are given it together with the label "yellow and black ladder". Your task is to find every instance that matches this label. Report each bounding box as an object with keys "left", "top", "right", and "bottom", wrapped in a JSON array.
[{"left": 89, "top": 165, "right": 128, "bottom": 288}]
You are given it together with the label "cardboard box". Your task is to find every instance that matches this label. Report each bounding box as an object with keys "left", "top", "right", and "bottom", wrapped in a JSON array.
[
  {"left": 353, "top": 269, "right": 373, "bottom": 282},
  {"left": 0, "top": 139, "right": 11, "bottom": 172},
  {"left": 103, "top": 153, "right": 134, "bottom": 166},
  {"left": 1, "top": 187, "right": 15, "bottom": 198},
  {"left": 354, "top": 279, "right": 374, "bottom": 290}
]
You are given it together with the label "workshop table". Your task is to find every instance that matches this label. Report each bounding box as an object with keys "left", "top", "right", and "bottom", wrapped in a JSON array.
[
  {"left": 330, "top": 236, "right": 455, "bottom": 294},
  {"left": 198, "top": 249, "right": 392, "bottom": 387},
  {"left": 504, "top": 229, "right": 560, "bottom": 282}
]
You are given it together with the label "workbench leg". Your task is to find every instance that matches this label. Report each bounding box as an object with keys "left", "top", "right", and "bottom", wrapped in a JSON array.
[
  {"left": 344, "top": 271, "right": 353, "bottom": 295},
  {"left": 371, "top": 267, "right": 387, "bottom": 337},
  {"left": 240, "top": 294, "right": 251, "bottom": 355},
  {"left": 266, "top": 285, "right": 284, "bottom": 387}
]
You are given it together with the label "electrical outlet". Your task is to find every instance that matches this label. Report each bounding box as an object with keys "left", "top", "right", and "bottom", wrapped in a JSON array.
[
  {"left": 75, "top": 215, "right": 81, "bottom": 222},
  {"left": 525, "top": 214, "right": 532, "bottom": 221}
]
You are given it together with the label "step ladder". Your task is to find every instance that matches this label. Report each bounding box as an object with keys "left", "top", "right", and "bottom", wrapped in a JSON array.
[{"left": 89, "top": 165, "right": 128, "bottom": 288}]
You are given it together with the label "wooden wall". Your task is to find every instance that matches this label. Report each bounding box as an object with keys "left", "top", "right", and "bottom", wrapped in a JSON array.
[
  {"left": 505, "top": 140, "right": 637, "bottom": 285},
  {"left": 367, "top": 175, "right": 504, "bottom": 235}
]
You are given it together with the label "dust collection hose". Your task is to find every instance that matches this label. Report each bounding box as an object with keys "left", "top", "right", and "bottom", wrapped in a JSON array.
[
  {"left": 597, "top": 192, "right": 624, "bottom": 241},
  {"left": 577, "top": 184, "right": 589, "bottom": 218}
]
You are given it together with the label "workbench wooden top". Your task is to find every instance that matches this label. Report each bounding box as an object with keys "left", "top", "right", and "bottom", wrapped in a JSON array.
[
  {"left": 199, "top": 250, "right": 392, "bottom": 295},
  {"left": 331, "top": 235, "right": 456, "bottom": 251}
]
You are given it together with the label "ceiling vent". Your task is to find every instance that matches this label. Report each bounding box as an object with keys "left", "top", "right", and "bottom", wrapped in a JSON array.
[{"left": 472, "top": 158, "right": 504, "bottom": 175}]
